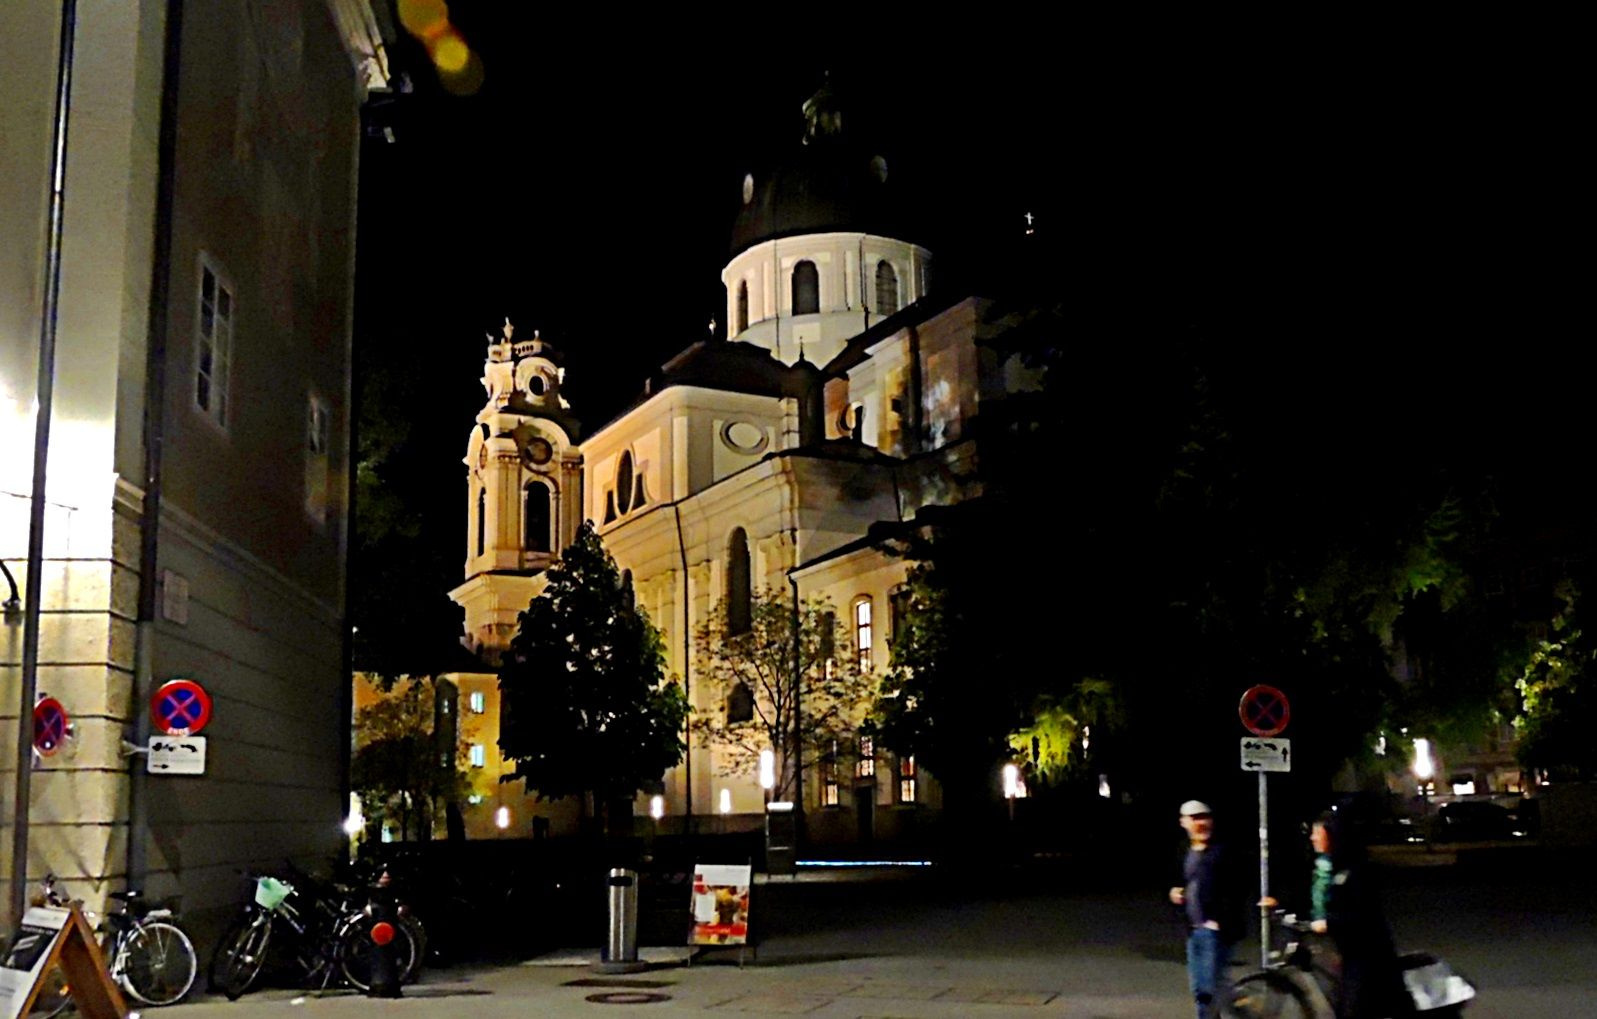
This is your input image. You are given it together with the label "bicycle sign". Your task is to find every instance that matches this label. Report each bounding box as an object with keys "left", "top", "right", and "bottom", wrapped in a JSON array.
[
  {"left": 151, "top": 679, "right": 212, "bottom": 736},
  {"left": 1238, "top": 684, "right": 1290, "bottom": 737}
]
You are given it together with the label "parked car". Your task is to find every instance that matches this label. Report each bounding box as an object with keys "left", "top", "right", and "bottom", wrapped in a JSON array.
[{"left": 1433, "top": 800, "right": 1523, "bottom": 841}]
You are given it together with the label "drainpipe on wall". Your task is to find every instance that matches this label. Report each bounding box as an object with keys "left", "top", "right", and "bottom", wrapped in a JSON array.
[
  {"left": 11, "top": 0, "right": 78, "bottom": 928},
  {"left": 672, "top": 503, "right": 693, "bottom": 833},
  {"left": 126, "top": 0, "right": 185, "bottom": 894}
]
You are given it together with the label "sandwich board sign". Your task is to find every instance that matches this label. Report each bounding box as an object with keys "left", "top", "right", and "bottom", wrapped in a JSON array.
[
  {"left": 0, "top": 904, "right": 127, "bottom": 1018},
  {"left": 688, "top": 863, "right": 752, "bottom": 963}
]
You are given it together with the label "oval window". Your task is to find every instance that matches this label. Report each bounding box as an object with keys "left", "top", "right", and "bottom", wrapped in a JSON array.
[
  {"left": 616, "top": 451, "right": 634, "bottom": 515},
  {"left": 720, "top": 420, "right": 768, "bottom": 455}
]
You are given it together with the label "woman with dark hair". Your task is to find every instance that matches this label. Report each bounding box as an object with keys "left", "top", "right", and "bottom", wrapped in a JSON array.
[{"left": 1307, "top": 811, "right": 1411, "bottom": 1018}]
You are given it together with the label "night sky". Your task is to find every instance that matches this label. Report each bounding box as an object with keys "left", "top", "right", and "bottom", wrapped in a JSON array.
[{"left": 352, "top": 16, "right": 1581, "bottom": 549}]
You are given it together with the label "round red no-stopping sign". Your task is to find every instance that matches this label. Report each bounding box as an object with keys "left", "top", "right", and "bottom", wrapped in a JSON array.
[
  {"left": 1239, "top": 684, "right": 1291, "bottom": 737},
  {"left": 33, "top": 697, "right": 69, "bottom": 756},
  {"left": 151, "top": 678, "right": 213, "bottom": 736}
]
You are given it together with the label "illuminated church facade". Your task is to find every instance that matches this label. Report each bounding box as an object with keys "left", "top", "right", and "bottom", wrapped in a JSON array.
[{"left": 445, "top": 83, "right": 1029, "bottom": 843}]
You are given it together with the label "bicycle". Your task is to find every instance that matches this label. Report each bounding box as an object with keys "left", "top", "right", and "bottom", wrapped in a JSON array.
[
  {"left": 30, "top": 874, "right": 199, "bottom": 1013},
  {"left": 1226, "top": 910, "right": 1475, "bottom": 1018},
  {"left": 209, "top": 866, "right": 420, "bottom": 1000},
  {"left": 1224, "top": 910, "right": 1337, "bottom": 1018}
]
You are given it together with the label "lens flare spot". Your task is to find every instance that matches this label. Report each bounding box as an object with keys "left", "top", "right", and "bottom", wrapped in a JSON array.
[
  {"left": 397, "top": 0, "right": 448, "bottom": 38},
  {"left": 430, "top": 30, "right": 471, "bottom": 74}
]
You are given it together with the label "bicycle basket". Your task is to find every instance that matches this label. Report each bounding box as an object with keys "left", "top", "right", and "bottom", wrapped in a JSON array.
[{"left": 254, "top": 876, "right": 293, "bottom": 910}]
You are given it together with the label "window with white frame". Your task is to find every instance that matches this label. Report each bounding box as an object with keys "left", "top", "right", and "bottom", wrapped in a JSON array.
[
  {"left": 854, "top": 597, "right": 873, "bottom": 672},
  {"left": 469, "top": 744, "right": 486, "bottom": 768},
  {"left": 469, "top": 691, "right": 486, "bottom": 714},
  {"left": 195, "top": 260, "right": 234, "bottom": 427}
]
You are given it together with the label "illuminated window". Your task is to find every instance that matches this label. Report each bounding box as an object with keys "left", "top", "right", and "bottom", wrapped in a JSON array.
[
  {"left": 792, "top": 260, "right": 819, "bottom": 315},
  {"left": 523, "top": 481, "right": 551, "bottom": 552},
  {"left": 469, "top": 691, "right": 486, "bottom": 714},
  {"left": 195, "top": 260, "right": 234, "bottom": 427},
  {"left": 469, "top": 744, "right": 486, "bottom": 768},
  {"left": 821, "top": 743, "right": 840, "bottom": 806},
  {"left": 854, "top": 597, "right": 873, "bottom": 672},
  {"left": 899, "top": 755, "right": 917, "bottom": 803},
  {"left": 875, "top": 260, "right": 898, "bottom": 315},
  {"left": 476, "top": 489, "right": 486, "bottom": 556},
  {"left": 735, "top": 280, "right": 748, "bottom": 333},
  {"left": 727, "top": 528, "right": 751, "bottom": 634},
  {"left": 856, "top": 736, "right": 875, "bottom": 779}
]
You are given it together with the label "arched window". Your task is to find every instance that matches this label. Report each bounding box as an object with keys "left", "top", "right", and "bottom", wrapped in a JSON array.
[
  {"left": 523, "top": 480, "right": 551, "bottom": 552},
  {"left": 727, "top": 527, "right": 751, "bottom": 635},
  {"left": 726, "top": 682, "right": 754, "bottom": 724},
  {"left": 792, "top": 260, "right": 819, "bottom": 315},
  {"left": 476, "top": 489, "right": 486, "bottom": 557},
  {"left": 616, "top": 450, "right": 635, "bottom": 515},
  {"left": 735, "top": 280, "right": 749, "bottom": 334},
  {"left": 875, "top": 261, "right": 898, "bottom": 315},
  {"left": 854, "top": 596, "right": 873, "bottom": 672}
]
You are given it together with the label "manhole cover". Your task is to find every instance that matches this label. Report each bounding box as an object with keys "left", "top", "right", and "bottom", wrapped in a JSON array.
[{"left": 584, "top": 991, "right": 672, "bottom": 1004}]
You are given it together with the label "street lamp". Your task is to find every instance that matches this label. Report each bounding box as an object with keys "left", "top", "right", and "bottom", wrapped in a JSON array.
[
  {"left": 1413, "top": 738, "right": 1435, "bottom": 826},
  {"left": 758, "top": 749, "right": 776, "bottom": 806},
  {"left": 1002, "top": 763, "right": 1020, "bottom": 822}
]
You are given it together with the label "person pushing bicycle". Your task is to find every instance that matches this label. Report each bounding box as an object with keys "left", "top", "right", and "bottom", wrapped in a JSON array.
[{"left": 1261, "top": 811, "right": 1410, "bottom": 1018}]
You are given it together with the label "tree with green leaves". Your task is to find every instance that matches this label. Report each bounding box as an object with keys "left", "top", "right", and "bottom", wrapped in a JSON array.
[
  {"left": 1514, "top": 578, "right": 1597, "bottom": 779},
  {"left": 497, "top": 521, "right": 688, "bottom": 832},
  {"left": 351, "top": 677, "right": 475, "bottom": 842},
  {"left": 692, "top": 589, "right": 873, "bottom": 801}
]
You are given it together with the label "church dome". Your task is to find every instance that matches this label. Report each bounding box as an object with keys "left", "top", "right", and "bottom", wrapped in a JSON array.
[{"left": 729, "top": 79, "right": 917, "bottom": 257}]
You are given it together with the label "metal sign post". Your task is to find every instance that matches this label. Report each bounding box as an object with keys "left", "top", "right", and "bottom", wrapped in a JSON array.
[{"left": 1239, "top": 685, "right": 1291, "bottom": 967}]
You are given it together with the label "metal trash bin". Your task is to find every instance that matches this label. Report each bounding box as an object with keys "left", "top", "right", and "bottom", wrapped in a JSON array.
[{"left": 595, "top": 867, "right": 645, "bottom": 973}]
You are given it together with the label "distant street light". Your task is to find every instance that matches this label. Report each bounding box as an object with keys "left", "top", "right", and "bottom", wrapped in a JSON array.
[
  {"left": 759, "top": 749, "right": 775, "bottom": 806},
  {"left": 1003, "top": 763, "right": 1020, "bottom": 822},
  {"left": 650, "top": 795, "right": 665, "bottom": 821},
  {"left": 719, "top": 788, "right": 732, "bottom": 815},
  {"left": 495, "top": 806, "right": 511, "bottom": 830},
  {"left": 1413, "top": 738, "right": 1435, "bottom": 823}
]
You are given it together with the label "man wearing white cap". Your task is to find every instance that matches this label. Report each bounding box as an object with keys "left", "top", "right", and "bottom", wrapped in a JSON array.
[{"left": 1168, "top": 799, "right": 1241, "bottom": 1019}]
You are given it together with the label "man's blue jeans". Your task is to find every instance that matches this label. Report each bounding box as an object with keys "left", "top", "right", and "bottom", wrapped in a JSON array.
[{"left": 1186, "top": 925, "right": 1229, "bottom": 1019}]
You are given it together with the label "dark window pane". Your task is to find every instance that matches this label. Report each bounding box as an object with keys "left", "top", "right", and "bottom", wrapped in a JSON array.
[{"left": 792, "top": 261, "right": 819, "bottom": 315}]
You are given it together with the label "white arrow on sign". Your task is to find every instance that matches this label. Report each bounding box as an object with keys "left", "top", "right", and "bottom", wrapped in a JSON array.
[
  {"left": 147, "top": 735, "right": 207, "bottom": 775},
  {"left": 1240, "top": 736, "right": 1291, "bottom": 773}
]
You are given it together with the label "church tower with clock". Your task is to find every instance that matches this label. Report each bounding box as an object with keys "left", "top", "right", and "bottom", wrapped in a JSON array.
[{"left": 448, "top": 319, "right": 584, "bottom": 661}]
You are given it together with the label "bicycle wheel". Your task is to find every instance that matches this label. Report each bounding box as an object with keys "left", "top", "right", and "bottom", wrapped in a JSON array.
[
  {"left": 24, "top": 967, "right": 72, "bottom": 1018},
  {"left": 338, "top": 913, "right": 418, "bottom": 992},
  {"left": 398, "top": 914, "right": 426, "bottom": 983},
  {"left": 119, "top": 919, "right": 198, "bottom": 1006},
  {"left": 1226, "top": 971, "right": 1316, "bottom": 1019},
  {"left": 210, "top": 913, "right": 272, "bottom": 1001}
]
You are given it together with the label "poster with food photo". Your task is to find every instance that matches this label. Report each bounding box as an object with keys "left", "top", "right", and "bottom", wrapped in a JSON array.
[{"left": 688, "top": 864, "right": 751, "bottom": 945}]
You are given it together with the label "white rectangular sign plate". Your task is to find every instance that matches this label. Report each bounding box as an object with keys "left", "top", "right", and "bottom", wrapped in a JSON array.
[
  {"left": 1240, "top": 736, "right": 1291, "bottom": 773},
  {"left": 148, "top": 735, "right": 207, "bottom": 775}
]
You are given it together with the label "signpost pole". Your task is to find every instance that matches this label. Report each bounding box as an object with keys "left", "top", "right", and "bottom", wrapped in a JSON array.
[{"left": 1257, "top": 770, "right": 1269, "bottom": 967}]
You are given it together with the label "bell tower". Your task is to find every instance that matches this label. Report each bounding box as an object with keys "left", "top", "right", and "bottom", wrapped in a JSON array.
[{"left": 448, "top": 319, "right": 584, "bottom": 661}]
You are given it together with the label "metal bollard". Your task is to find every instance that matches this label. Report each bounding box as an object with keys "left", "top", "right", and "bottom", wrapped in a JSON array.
[{"left": 595, "top": 867, "right": 645, "bottom": 973}]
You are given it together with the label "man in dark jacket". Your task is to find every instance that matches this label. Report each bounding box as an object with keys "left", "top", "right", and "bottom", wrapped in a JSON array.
[{"left": 1169, "top": 800, "right": 1244, "bottom": 1019}]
